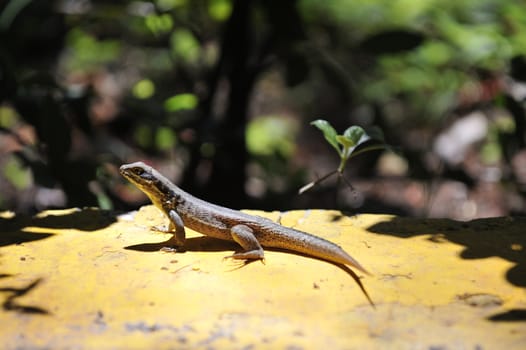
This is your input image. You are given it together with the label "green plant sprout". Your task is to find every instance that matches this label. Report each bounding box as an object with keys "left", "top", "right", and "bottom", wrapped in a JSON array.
[{"left": 299, "top": 119, "right": 391, "bottom": 194}]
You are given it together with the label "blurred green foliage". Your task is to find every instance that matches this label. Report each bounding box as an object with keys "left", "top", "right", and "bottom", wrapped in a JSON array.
[
  {"left": 208, "top": 0, "right": 233, "bottom": 21},
  {"left": 1, "top": 0, "right": 526, "bottom": 214},
  {"left": 170, "top": 29, "right": 201, "bottom": 63},
  {"left": 246, "top": 115, "right": 298, "bottom": 157},
  {"left": 300, "top": 0, "right": 526, "bottom": 122},
  {"left": 145, "top": 13, "right": 174, "bottom": 36},
  {"left": 133, "top": 79, "right": 156, "bottom": 99},
  {"left": 65, "top": 28, "right": 121, "bottom": 72},
  {"left": 164, "top": 93, "right": 198, "bottom": 112},
  {"left": 4, "top": 155, "right": 31, "bottom": 190}
]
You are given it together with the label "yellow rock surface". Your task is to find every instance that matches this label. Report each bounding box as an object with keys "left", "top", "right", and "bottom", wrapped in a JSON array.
[{"left": 0, "top": 206, "right": 525, "bottom": 349}]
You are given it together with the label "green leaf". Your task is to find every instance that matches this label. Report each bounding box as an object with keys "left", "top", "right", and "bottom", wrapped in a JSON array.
[
  {"left": 336, "top": 134, "right": 361, "bottom": 160},
  {"left": 311, "top": 119, "right": 340, "bottom": 153},
  {"left": 342, "top": 125, "right": 368, "bottom": 146},
  {"left": 336, "top": 135, "right": 355, "bottom": 148}
]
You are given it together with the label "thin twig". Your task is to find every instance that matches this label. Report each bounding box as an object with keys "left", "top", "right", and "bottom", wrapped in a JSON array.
[{"left": 298, "top": 170, "right": 338, "bottom": 194}]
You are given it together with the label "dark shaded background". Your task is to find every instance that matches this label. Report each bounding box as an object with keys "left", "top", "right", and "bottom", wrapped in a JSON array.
[{"left": 1, "top": 0, "right": 526, "bottom": 219}]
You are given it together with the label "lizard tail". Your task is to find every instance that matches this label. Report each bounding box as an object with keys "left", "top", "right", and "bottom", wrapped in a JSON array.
[{"left": 263, "top": 225, "right": 371, "bottom": 275}]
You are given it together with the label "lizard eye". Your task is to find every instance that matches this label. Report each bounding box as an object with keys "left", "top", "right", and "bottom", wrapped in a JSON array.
[
  {"left": 134, "top": 168, "right": 154, "bottom": 181},
  {"left": 141, "top": 172, "right": 154, "bottom": 181}
]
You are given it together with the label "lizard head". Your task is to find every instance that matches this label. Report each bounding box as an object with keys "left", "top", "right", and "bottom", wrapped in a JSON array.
[{"left": 119, "top": 162, "right": 170, "bottom": 209}]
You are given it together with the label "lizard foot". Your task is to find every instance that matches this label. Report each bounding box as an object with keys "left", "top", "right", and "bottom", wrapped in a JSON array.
[
  {"left": 223, "top": 250, "right": 265, "bottom": 264},
  {"left": 160, "top": 238, "right": 186, "bottom": 253},
  {"left": 160, "top": 245, "right": 186, "bottom": 253},
  {"left": 160, "top": 246, "right": 177, "bottom": 253},
  {"left": 150, "top": 225, "right": 172, "bottom": 233}
]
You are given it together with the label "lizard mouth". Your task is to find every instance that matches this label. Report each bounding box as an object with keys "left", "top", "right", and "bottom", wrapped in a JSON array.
[
  {"left": 119, "top": 162, "right": 164, "bottom": 196},
  {"left": 120, "top": 162, "right": 149, "bottom": 179},
  {"left": 119, "top": 163, "right": 150, "bottom": 189},
  {"left": 119, "top": 165, "right": 137, "bottom": 183}
]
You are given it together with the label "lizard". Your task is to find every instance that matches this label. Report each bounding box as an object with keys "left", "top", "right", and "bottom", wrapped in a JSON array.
[{"left": 120, "top": 161, "right": 373, "bottom": 301}]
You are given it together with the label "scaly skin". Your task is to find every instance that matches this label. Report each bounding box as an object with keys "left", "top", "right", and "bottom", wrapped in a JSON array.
[{"left": 120, "top": 161, "right": 370, "bottom": 275}]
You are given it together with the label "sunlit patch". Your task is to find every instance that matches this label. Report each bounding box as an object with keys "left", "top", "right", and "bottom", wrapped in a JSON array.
[{"left": 510, "top": 243, "right": 523, "bottom": 251}]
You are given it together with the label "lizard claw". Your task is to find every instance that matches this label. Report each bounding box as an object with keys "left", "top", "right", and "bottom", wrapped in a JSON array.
[
  {"left": 160, "top": 245, "right": 185, "bottom": 253},
  {"left": 224, "top": 257, "right": 264, "bottom": 271},
  {"left": 150, "top": 225, "right": 171, "bottom": 233},
  {"left": 160, "top": 246, "right": 177, "bottom": 253},
  {"left": 223, "top": 253, "right": 265, "bottom": 262}
]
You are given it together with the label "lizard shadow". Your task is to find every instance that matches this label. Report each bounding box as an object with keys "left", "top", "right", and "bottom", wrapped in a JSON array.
[
  {"left": 125, "top": 236, "right": 375, "bottom": 307},
  {"left": 269, "top": 247, "right": 375, "bottom": 307},
  {"left": 124, "top": 236, "right": 239, "bottom": 253}
]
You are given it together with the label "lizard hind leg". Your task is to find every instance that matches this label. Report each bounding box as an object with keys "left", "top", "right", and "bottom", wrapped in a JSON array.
[{"left": 225, "top": 224, "right": 265, "bottom": 262}]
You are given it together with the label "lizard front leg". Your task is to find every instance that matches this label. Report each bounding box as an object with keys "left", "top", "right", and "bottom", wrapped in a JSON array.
[
  {"left": 225, "top": 224, "right": 265, "bottom": 261},
  {"left": 165, "top": 209, "right": 186, "bottom": 248}
]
